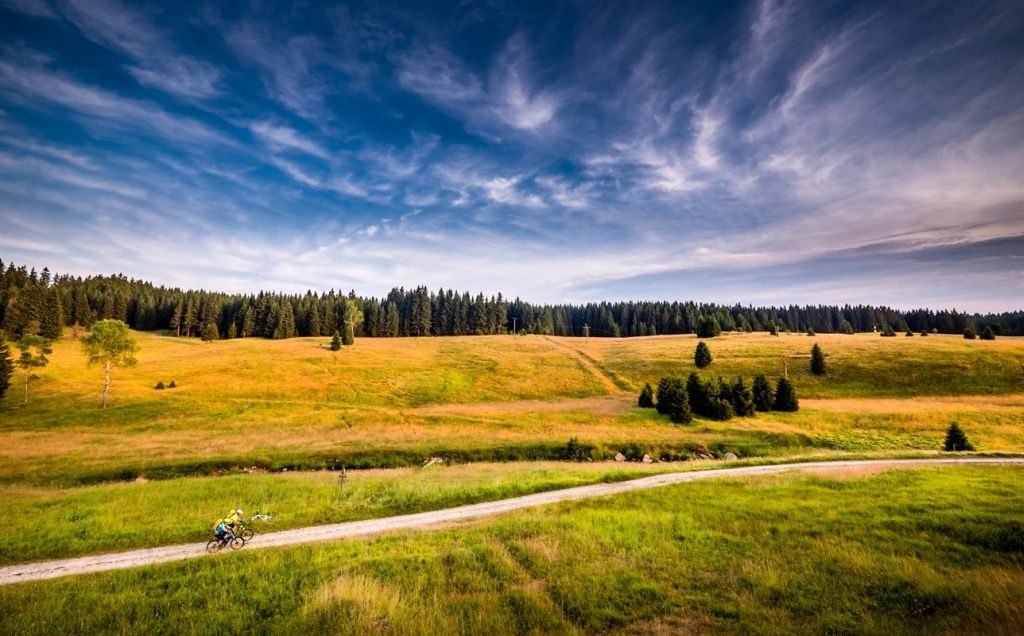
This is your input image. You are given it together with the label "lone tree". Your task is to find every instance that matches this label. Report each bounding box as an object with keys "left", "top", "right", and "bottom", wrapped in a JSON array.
[
  {"left": 330, "top": 330, "right": 342, "bottom": 351},
  {"left": 80, "top": 320, "right": 138, "bottom": 409},
  {"left": 810, "top": 344, "right": 826, "bottom": 375},
  {"left": 638, "top": 382, "right": 655, "bottom": 408},
  {"left": 656, "top": 377, "right": 691, "bottom": 424},
  {"left": 695, "top": 315, "right": 721, "bottom": 338},
  {"left": 944, "top": 422, "right": 974, "bottom": 452},
  {"left": 15, "top": 335, "right": 51, "bottom": 405},
  {"left": 773, "top": 377, "right": 799, "bottom": 411},
  {"left": 694, "top": 342, "right": 712, "bottom": 368},
  {"left": 0, "top": 332, "right": 13, "bottom": 401},
  {"left": 752, "top": 374, "right": 774, "bottom": 411}
]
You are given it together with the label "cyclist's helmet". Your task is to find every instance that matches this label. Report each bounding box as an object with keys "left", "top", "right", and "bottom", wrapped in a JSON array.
[{"left": 236, "top": 509, "right": 243, "bottom": 515}]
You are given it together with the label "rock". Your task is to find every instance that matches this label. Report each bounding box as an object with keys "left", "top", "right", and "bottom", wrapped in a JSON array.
[
  {"left": 134, "top": 476, "right": 148, "bottom": 484},
  {"left": 642, "top": 454, "right": 653, "bottom": 463},
  {"left": 723, "top": 452, "right": 738, "bottom": 461},
  {"left": 614, "top": 452, "right": 626, "bottom": 462}
]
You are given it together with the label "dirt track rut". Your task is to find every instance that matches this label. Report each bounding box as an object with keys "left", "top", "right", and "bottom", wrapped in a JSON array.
[{"left": 1, "top": 458, "right": 1021, "bottom": 585}]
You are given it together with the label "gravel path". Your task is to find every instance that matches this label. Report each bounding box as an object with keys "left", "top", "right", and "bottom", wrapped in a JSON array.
[{"left": 2, "top": 458, "right": 1020, "bottom": 586}]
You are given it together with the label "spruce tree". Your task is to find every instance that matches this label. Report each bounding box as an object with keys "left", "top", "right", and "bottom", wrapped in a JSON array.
[
  {"left": 330, "top": 331, "right": 342, "bottom": 351},
  {"left": 201, "top": 323, "right": 219, "bottom": 342},
  {"left": 980, "top": 327, "right": 995, "bottom": 340},
  {"left": 655, "top": 377, "right": 690, "bottom": 424},
  {"left": 806, "top": 327, "right": 815, "bottom": 336},
  {"left": 963, "top": 327, "right": 976, "bottom": 340},
  {"left": 730, "top": 377, "right": 755, "bottom": 416},
  {"left": 638, "top": 382, "right": 654, "bottom": 408},
  {"left": 773, "top": 377, "right": 799, "bottom": 411},
  {"left": 0, "top": 332, "right": 12, "bottom": 401},
  {"left": 943, "top": 422, "right": 974, "bottom": 452},
  {"left": 695, "top": 315, "right": 721, "bottom": 338},
  {"left": 694, "top": 342, "right": 712, "bottom": 368},
  {"left": 40, "top": 288, "right": 64, "bottom": 340},
  {"left": 655, "top": 378, "right": 672, "bottom": 415},
  {"left": 752, "top": 374, "right": 774, "bottom": 411},
  {"left": 770, "top": 323, "right": 779, "bottom": 336},
  {"left": 685, "top": 373, "right": 711, "bottom": 417},
  {"left": 810, "top": 344, "right": 825, "bottom": 375}
]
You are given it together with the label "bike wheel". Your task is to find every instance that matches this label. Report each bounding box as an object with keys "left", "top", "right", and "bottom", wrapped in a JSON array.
[
  {"left": 206, "top": 540, "right": 221, "bottom": 553},
  {"left": 240, "top": 528, "right": 254, "bottom": 542},
  {"left": 229, "top": 536, "right": 245, "bottom": 550}
]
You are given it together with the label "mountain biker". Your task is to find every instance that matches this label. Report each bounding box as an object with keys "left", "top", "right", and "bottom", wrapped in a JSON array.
[{"left": 213, "top": 509, "right": 244, "bottom": 542}]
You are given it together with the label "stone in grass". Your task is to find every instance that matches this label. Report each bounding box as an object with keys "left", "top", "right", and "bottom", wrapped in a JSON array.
[
  {"left": 614, "top": 452, "right": 626, "bottom": 462},
  {"left": 723, "top": 452, "right": 738, "bottom": 461},
  {"left": 642, "top": 454, "right": 653, "bottom": 463}
]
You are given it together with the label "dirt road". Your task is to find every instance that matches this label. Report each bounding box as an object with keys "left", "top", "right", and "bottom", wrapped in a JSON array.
[{"left": 1, "top": 458, "right": 1020, "bottom": 586}]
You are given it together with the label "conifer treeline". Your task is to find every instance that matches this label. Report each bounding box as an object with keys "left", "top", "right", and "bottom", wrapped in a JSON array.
[{"left": 1, "top": 258, "right": 1021, "bottom": 339}]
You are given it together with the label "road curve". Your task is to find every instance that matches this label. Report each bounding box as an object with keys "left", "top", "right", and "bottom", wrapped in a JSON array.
[{"left": 2, "top": 458, "right": 1021, "bottom": 586}]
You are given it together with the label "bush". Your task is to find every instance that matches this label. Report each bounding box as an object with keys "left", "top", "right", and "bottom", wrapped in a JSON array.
[
  {"left": 752, "top": 374, "right": 774, "bottom": 411},
  {"left": 943, "top": 422, "right": 974, "bottom": 452},
  {"left": 880, "top": 323, "right": 896, "bottom": 337},
  {"left": 695, "top": 315, "right": 721, "bottom": 338},
  {"left": 769, "top": 323, "right": 779, "bottom": 336},
  {"left": 637, "top": 383, "right": 655, "bottom": 408},
  {"left": 806, "top": 327, "right": 815, "bottom": 336},
  {"left": 155, "top": 381, "right": 165, "bottom": 390},
  {"left": 980, "top": 327, "right": 995, "bottom": 340},
  {"left": 694, "top": 342, "right": 712, "bottom": 368},
  {"left": 656, "top": 377, "right": 691, "bottom": 424},
  {"left": 730, "top": 377, "right": 755, "bottom": 416},
  {"left": 920, "top": 330, "right": 928, "bottom": 337},
  {"left": 168, "top": 381, "right": 176, "bottom": 389},
  {"left": 565, "top": 437, "right": 591, "bottom": 461},
  {"left": 201, "top": 323, "right": 219, "bottom": 342},
  {"left": 905, "top": 330, "right": 914, "bottom": 337},
  {"left": 810, "top": 344, "right": 826, "bottom": 375},
  {"left": 963, "top": 327, "right": 977, "bottom": 340},
  {"left": 773, "top": 377, "right": 799, "bottom": 411},
  {"left": 330, "top": 331, "right": 342, "bottom": 351},
  {"left": 707, "top": 397, "right": 734, "bottom": 421}
]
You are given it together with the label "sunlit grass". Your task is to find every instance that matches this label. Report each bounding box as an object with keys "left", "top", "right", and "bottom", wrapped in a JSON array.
[{"left": 2, "top": 466, "right": 1022, "bottom": 634}]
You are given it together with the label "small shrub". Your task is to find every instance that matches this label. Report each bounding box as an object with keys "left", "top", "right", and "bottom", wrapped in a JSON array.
[
  {"left": 810, "top": 344, "right": 826, "bottom": 375},
  {"left": 565, "top": 437, "right": 591, "bottom": 461},
  {"left": 980, "top": 327, "right": 995, "bottom": 340},
  {"left": 330, "top": 331, "right": 342, "bottom": 351},
  {"left": 963, "top": 327, "right": 976, "bottom": 340},
  {"left": 707, "top": 396, "right": 734, "bottom": 421},
  {"left": 806, "top": 327, "right": 815, "bottom": 336},
  {"left": 168, "top": 381, "right": 177, "bottom": 389},
  {"left": 773, "top": 377, "right": 799, "bottom": 412},
  {"left": 879, "top": 323, "right": 896, "bottom": 337},
  {"left": 637, "top": 383, "right": 655, "bottom": 408},
  {"left": 920, "top": 330, "right": 928, "bottom": 337},
  {"left": 769, "top": 323, "right": 779, "bottom": 336},
  {"left": 694, "top": 342, "right": 712, "bottom": 368},
  {"left": 943, "top": 422, "right": 974, "bottom": 452},
  {"left": 905, "top": 330, "right": 914, "bottom": 337},
  {"left": 155, "top": 381, "right": 165, "bottom": 390}
]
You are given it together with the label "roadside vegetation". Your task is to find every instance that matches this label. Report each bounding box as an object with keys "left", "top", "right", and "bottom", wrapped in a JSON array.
[{"left": 2, "top": 466, "right": 1022, "bottom": 634}]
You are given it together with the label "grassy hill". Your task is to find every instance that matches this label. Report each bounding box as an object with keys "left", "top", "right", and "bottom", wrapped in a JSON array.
[{"left": 1, "top": 331, "right": 1022, "bottom": 484}]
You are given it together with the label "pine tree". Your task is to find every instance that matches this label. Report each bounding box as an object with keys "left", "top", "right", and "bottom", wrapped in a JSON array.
[
  {"left": 40, "top": 288, "right": 64, "bottom": 339},
  {"left": 810, "top": 344, "right": 826, "bottom": 375},
  {"left": 943, "top": 422, "right": 974, "bottom": 452},
  {"left": 694, "top": 342, "right": 712, "bottom": 368},
  {"left": 730, "top": 377, "right": 755, "bottom": 416},
  {"left": 773, "top": 377, "right": 799, "bottom": 411},
  {"left": 201, "top": 323, "right": 219, "bottom": 342},
  {"left": 0, "top": 332, "right": 13, "bottom": 401},
  {"left": 638, "top": 382, "right": 654, "bottom": 408},
  {"left": 685, "top": 373, "right": 711, "bottom": 417},
  {"left": 655, "top": 377, "right": 690, "bottom": 424},
  {"left": 226, "top": 322, "right": 237, "bottom": 339},
  {"left": 330, "top": 331, "right": 342, "bottom": 351},
  {"left": 695, "top": 315, "right": 721, "bottom": 338},
  {"left": 752, "top": 374, "right": 774, "bottom": 411}
]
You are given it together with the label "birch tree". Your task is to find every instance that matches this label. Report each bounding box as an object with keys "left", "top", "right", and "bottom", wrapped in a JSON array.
[{"left": 80, "top": 320, "right": 138, "bottom": 409}]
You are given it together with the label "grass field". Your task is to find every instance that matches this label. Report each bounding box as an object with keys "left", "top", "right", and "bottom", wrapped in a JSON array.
[
  {"left": 2, "top": 466, "right": 1022, "bottom": 634},
  {"left": 1, "top": 331, "right": 1022, "bottom": 485}
]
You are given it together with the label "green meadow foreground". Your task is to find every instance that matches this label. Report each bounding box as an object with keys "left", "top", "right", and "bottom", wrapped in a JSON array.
[
  {"left": 1, "top": 331, "right": 1023, "bottom": 484},
  {"left": 2, "top": 466, "right": 1022, "bottom": 634}
]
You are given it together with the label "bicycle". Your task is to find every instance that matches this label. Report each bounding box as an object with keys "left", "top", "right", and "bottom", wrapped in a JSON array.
[
  {"left": 235, "top": 521, "right": 255, "bottom": 543},
  {"left": 205, "top": 529, "right": 244, "bottom": 553}
]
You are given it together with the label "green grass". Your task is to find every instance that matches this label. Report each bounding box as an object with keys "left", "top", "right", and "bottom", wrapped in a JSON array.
[
  {"left": 0, "top": 462, "right": 693, "bottom": 565},
  {"left": 2, "top": 466, "right": 1022, "bottom": 634}
]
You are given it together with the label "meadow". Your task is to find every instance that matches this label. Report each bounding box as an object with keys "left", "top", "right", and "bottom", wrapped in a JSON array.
[
  {"left": 2, "top": 466, "right": 1022, "bottom": 634},
  {"left": 1, "top": 331, "right": 1022, "bottom": 485}
]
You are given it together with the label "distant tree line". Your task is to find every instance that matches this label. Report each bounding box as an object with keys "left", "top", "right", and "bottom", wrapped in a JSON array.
[{"left": 1, "top": 257, "right": 1021, "bottom": 340}]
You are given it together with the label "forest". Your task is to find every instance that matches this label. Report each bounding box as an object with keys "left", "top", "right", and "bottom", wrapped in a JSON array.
[{"left": 1, "top": 257, "right": 1021, "bottom": 340}]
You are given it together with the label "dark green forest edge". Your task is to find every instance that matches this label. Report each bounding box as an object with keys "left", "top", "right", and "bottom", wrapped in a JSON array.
[{"left": 2, "top": 257, "right": 1021, "bottom": 340}]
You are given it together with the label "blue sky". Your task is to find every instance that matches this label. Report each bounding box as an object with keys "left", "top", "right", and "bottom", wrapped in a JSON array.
[{"left": 0, "top": 0, "right": 1021, "bottom": 311}]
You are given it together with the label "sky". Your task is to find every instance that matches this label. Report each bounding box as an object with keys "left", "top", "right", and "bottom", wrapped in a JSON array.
[{"left": 0, "top": 0, "right": 1021, "bottom": 311}]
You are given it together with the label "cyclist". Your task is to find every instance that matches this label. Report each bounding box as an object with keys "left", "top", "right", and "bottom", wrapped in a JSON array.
[{"left": 212, "top": 509, "right": 244, "bottom": 543}]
